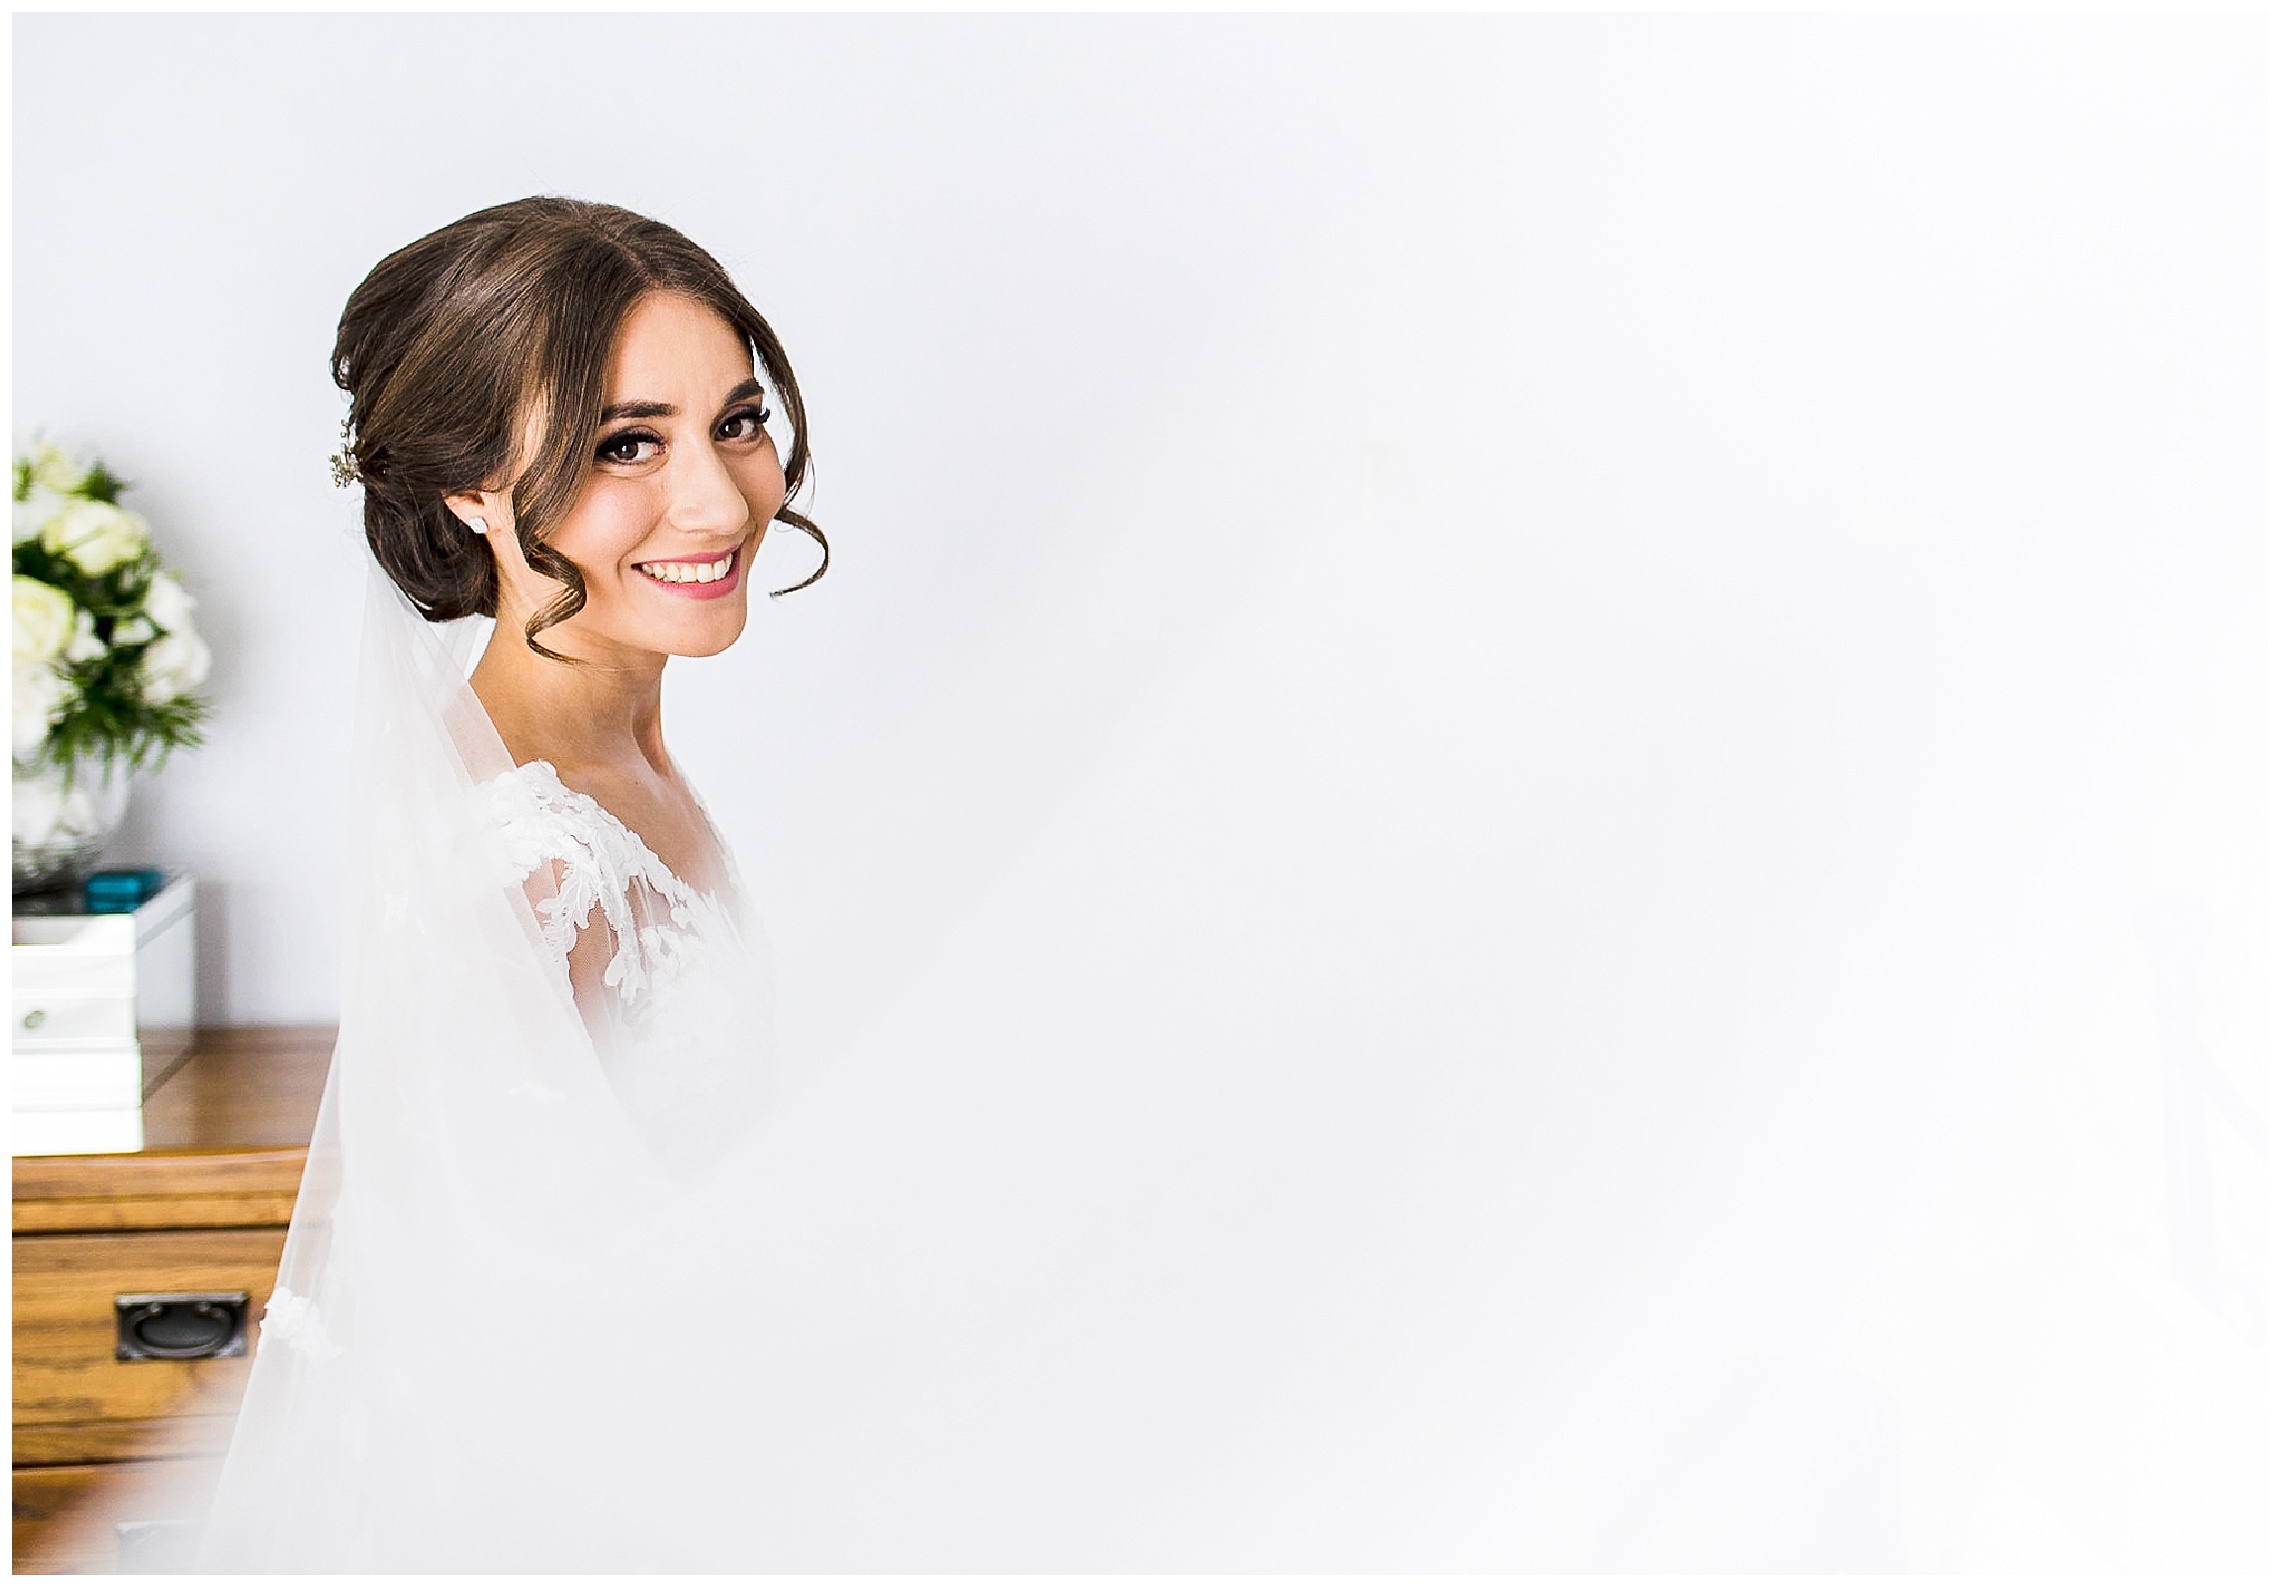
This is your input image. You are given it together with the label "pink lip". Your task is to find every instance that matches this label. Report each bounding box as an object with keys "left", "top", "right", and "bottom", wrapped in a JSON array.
[{"left": 632, "top": 545, "right": 743, "bottom": 602}]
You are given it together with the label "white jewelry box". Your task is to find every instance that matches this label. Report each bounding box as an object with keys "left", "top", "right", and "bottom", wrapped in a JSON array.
[{"left": 11, "top": 876, "right": 198, "bottom": 1155}]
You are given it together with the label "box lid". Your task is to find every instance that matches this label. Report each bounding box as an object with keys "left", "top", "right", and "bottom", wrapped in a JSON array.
[{"left": 12, "top": 874, "right": 195, "bottom": 951}]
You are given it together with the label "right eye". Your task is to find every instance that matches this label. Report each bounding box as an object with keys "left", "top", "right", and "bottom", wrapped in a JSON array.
[{"left": 596, "top": 429, "right": 662, "bottom": 466}]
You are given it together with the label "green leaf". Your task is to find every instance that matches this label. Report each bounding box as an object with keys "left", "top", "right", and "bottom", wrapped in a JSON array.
[{"left": 78, "top": 460, "right": 127, "bottom": 505}]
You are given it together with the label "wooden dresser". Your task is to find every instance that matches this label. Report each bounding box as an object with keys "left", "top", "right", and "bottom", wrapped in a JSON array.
[{"left": 12, "top": 1026, "right": 333, "bottom": 1574}]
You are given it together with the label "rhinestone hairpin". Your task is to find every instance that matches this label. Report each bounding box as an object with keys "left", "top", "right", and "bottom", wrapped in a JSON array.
[{"left": 329, "top": 414, "right": 362, "bottom": 488}]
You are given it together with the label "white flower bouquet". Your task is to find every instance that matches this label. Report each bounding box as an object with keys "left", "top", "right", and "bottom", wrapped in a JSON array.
[{"left": 13, "top": 439, "right": 211, "bottom": 883}]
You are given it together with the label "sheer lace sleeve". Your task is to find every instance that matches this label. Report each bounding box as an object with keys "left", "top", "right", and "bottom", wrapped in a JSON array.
[
  {"left": 482, "top": 760, "right": 703, "bottom": 1006},
  {"left": 477, "top": 758, "right": 770, "bottom": 1159}
]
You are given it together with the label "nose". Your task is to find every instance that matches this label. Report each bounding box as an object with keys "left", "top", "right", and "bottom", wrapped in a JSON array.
[{"left": 663, "top": 436, "right": 754, "bottom": 543}]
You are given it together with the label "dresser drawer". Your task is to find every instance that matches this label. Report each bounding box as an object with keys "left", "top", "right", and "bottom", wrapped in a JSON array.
[
  {"left": 13, "top": 1456, "right": 223, "bottom": 1574},
  {"left": 14, "top": 994, "right": 135, "bottom": 1046},
  {"left": 8, "top": 939, "right": 136, "bottom": 1002},
  {"left": 14, "top": 1043, "right": 143, "bottom": 1114},
  {"left": 11, "top": 1026, "right": 332, "bottom": 1575},
  {"left": 13, "top": 1228, "right": 286, "bottom": 1430}
]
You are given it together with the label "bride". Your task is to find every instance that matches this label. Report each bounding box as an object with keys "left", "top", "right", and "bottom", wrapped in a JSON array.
[{"left": 195, "top": 196, "right": 826, "bottom": 1570}]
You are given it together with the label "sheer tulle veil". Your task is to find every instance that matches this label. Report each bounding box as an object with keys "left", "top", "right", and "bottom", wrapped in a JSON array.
[
  {"left": 176, "top": 528, "right": 2268, "bottom": 1570},
  {"left": 177, "top": 498, "right": 2268, "bottom": 1571},
  {"left": 197, "top": 566, "right": 778, "bottom": 1571}
]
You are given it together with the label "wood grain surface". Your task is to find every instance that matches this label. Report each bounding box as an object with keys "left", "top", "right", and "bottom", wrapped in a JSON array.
[
  {"left": 13, "top": 1227, "right": 286, "bottom": 1427},
  {"left": 12, "top": 1026, "right": 332, "bottom": 1234},
  {"left": 12, "top": 1027, "right": 333, "bottom": 1572},
  {"left": 140, "top": 1024, "right": 333, "bottom": 1150},
  {"left": 9, "top": 1413, "right": 239, "bottom": 1466}
]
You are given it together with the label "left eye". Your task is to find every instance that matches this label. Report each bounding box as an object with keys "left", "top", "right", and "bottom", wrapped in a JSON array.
[{"left": 717, "top": 406, "right": 771, "bottom": 442}]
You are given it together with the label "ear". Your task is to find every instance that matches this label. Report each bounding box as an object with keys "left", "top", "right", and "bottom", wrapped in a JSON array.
[{"left": 441, "top": 488, "right": 508, "bottom": 539}]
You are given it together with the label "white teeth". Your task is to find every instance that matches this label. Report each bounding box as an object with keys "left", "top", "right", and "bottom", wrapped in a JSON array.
[{"left": 637, "top": 554, "right": 733, "bottom": 586}]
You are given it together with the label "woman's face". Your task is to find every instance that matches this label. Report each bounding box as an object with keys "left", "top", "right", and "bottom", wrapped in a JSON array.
[{"left": 474, "top": 290, "right": 785, "bottom": 663}]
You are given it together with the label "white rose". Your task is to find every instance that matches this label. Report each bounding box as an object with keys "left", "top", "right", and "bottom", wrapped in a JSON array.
[
  {"left": 13, "top": 485, "right": 66, "bottom": 546},
  {"left": 12, "top": 660, "right": 69, "bottom": 759},
  {"left": 41, "top": 499, "right": 149, "bottom": 576},
  {"left": 12, "top": 576, "right": 76, "bottom": 665},
  {"left": 140, "top": 629, "right": 211, "bottom": 705},
  {"left": 142, "top": 571, "right": 198, "bottom": 636},
  {"left": 63, "top": 609, "right": 105, "bottom": 663},
  {"left": 26, "top": 441, "right": 87, "bottom": 496}
]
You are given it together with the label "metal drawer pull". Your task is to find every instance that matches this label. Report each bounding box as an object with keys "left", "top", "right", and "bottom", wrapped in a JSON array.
[
  {"left": 23, "top": 1007, "right": 46, "bottom": 1029},
  {"left": 114, "top": 1291, "right": 251, "bottom": 1361}
]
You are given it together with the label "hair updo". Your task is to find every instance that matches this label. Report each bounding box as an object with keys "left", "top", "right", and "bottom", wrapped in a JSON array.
[{"left": 331, "top": 196, "right": 824, "bottom": 657}]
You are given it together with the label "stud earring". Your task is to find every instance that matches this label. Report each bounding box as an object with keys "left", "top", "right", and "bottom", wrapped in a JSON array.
[{"left": 466, "top": 517, "right": 488, "bottom": 535}]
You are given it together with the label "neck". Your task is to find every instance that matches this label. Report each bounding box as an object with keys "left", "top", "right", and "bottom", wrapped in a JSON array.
[{"left": 470, "top": 607, "right": 672, "bottom": 778}]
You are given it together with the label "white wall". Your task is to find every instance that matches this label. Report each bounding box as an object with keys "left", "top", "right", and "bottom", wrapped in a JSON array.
[{"left": 12, "top": 14, "right": 2265, "bottom": 1569}]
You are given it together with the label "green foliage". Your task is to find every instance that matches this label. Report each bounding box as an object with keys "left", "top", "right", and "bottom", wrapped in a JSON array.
[
  {"left": 77, "top": 460, "right": 127, "bottom": 505},
  {"left": 39, "top": 678, "right": 207, "bottom": 775},
  {"left": 13, "top": 538, "right": 157, "bottom": 620}
]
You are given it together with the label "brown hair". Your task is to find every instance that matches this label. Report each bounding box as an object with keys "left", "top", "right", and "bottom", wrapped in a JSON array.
[{"left": 331, "top": 196, "right": 824, "bottom": 658}]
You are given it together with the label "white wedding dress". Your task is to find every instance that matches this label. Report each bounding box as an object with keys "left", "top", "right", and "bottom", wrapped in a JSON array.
[
  {"left": 186, "top": 515, "right": 2268, "bottom": 1571},
  {"left": 485, "top": 756, "right": 770, "bottom": 1160},
  {"left": 196, "top": 569, "right": 780, "bottom": 1571}
]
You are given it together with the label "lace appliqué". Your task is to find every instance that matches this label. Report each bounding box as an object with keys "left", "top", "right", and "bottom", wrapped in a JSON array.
[
  {"left": 482, "top": 760, "right": 724, "bottom": 1005},
  {"left": 481, "top": 760, "right": 768, "bottom": 1160},
  {"left": 260, "top": 1285, "right": 343, "bottom": 1362}
]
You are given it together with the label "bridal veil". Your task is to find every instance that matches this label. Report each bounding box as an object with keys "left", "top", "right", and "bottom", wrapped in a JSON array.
[
  {"left": 198, "top": 567, "right": 779, "bottom": 1571},
  {"left": 187, "top": 529, "right": 2265, "bottom": 1569}
]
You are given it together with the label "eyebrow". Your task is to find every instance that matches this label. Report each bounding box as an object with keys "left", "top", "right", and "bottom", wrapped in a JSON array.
[{"left": 597, "top": 376, "right": 767, "bottom": 426}]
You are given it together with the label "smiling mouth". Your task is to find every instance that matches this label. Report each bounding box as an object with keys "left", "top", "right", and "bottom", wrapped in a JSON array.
[{"left": 633, "top": 549, "right": 738, "bottom": 587}]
